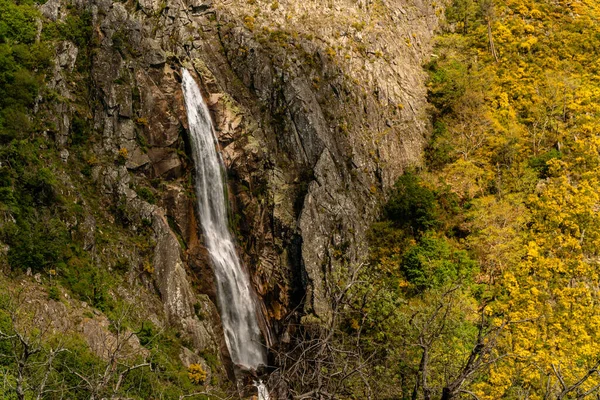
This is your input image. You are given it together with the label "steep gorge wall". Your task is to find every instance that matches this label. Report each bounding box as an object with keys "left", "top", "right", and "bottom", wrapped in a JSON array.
[{"left": 39, "top": 0, "right": 439, "bottom": 370}]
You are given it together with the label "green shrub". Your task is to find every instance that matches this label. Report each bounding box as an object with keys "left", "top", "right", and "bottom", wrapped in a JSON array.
[
  {"left": 0, "top": 0, "right": 39, "bottom": 44},
  {"left": 528, "top": 149, "right": 562, "bottom": 178},
  {"left": 137, "top": 322, "right": 155, "bottom": 347},
  {"left": 53, "top": 335, "right": 106, "bottom": 399},
  {"left": 71, "top": 114, "right": 91, "bottom": 145},
  {"left": 0, "top": 0, "right": 52, "bottom": 131},
  {"left": 136, "top": 186, "right": 156, "bottom": 204},
  {"left": 113, "top": 257, "right": 130, "bottom": 273},
  {"left": 401, "top": 233, "right": 478, "bottom": 292},
  {"left": 426, "top": 58, "right": 468, "bottom": 115},
  {"left": 385, "top": 172, "right": 439, "bottom": 234},
  {"left": 425, "top": 120, "right": 456, "bottom": 169},
  {"left": 23, "top": 167, "right": 58, "bottom": 206},
  {"left": 48, "top": 285, "right": 60, "bottom": 301},
  {"left": 60, "top": 12, "right": 93, "bottom": 48},
  {"left": 4, "top": 215, "right": 68, "bottom": 273}
]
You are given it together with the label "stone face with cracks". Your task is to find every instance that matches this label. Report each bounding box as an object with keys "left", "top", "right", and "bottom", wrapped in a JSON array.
[
  {"left": 47, "top": 0, "right": 439, "bottom": 374},
  {"left": 152, "top": 211, "right": 219, "bottom": 353}
]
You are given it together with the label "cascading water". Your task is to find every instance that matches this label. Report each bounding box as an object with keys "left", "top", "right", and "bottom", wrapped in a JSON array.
[
  {"left": 181, "top": 69, "right": 267, "bottom": 377},
  {"left": 255, "top": 380, "right": 271, "bottom": 400}
]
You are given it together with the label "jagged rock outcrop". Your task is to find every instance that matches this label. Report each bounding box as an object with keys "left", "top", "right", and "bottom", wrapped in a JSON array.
[
  {"left": 152, "top": 210, "right": 220, "bottom": 353},
  {"left": 210, "top": 0, "right": 440, "bottom": 321},
  {"left": 40, "top": 0, "right": 440, "bottom": 377}
]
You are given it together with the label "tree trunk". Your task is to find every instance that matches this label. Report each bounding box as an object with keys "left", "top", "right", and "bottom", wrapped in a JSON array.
[
  {"left": 487, "top": 18, "right": 499, "bottom": 62},
  {"left": 16, "top": 362, "right": 25, "bottom": 400},
  {"left": 441, "top": 387, "right": 453, "bottom": 400},
  {"left": 413, "top": 346, "right": 430, "bottom": 400}
]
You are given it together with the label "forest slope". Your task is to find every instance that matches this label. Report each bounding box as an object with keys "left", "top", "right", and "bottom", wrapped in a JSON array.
[{"left": 374, "top": 0, "right": 600, "bottom": 397}]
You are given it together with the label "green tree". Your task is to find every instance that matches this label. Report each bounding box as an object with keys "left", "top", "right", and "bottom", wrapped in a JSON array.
[
  {"left": 385, "top": 172, "right": 439, "bottom": 235},
  {"left": 401, "top": 233, "right": 478, "bottom": 292}
]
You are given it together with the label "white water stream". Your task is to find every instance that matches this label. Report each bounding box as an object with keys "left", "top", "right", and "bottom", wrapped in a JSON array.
[
  {"left": 181, "top": 69, "right": 267, "bottom": 380},
  {"left": 256, "top": 380, "right": 271, "bottom": 400}
]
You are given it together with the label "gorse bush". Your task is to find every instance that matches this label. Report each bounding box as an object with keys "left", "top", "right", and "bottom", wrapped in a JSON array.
[
  {"left": 188, "top": 364, "right": 208, "bottom": 385},
  {"left": 415, "top": 0, "right": 600, "bottom": 396}
]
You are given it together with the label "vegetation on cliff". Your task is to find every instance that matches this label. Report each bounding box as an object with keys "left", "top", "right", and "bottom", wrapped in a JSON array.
[
  {"left": 278, "top": 0, "right": 600, "bottom": 397},
  {"left": 2, "top": 0, "right": 600, "bottom": 398},
  {"left": 339, "top": 0, "right": 600, "bottom": 398},
  {"left": 0, "top": 2, "right": 224, "bottom": 399},
  {"left": 427, "top": 0, "right": 600, "bottom": 396}
]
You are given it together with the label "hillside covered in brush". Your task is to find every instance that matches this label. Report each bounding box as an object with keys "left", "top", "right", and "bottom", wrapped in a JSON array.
[{"left": 0, "top": 0, "right": 599, "bottom": 399}]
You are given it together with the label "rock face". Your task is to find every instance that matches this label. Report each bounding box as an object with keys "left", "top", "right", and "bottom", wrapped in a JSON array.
[
  {"left": 43, "top": 0, "right": 439, "bottom": 376},
  {"left": 152, "top": 210, "right": 220, "bottom": 353},
  {"left": 204, "top": 0, "right": 440, "bottom": 321}
]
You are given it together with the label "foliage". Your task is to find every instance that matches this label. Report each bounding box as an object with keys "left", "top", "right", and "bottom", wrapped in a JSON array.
[
  {"left": 188, "top": 363, "right": 208, "bottom": 385},
  {"left": 421, "top": 0, "right": 600, "bottom": 397},
  {"left": 136, "top": 186, "right": 156, "bottom": 204},
  {"left": 315, "top": 163, "right": 489, "bottom": 398},
  {"left": 0, "top": 2, "right": 229, "bottom": 399},
  {"left": 384, "top": 172, "right": 439, "bottom": 234},
  {"left": 527, "top": 148, "right": 561, "bottom": 178},
  {"left": 116, "top": 147, "right": 129, "bottom": 165},
  {"left": 327, "top": 0, "right": 600, "bottom": 388},
  {"left": 401, "top": 233, "right": 477, "bottom": 292},
  {"left": 47, "top": 285, "right": 60, "bottom": 301},
  {"left": 0, "top": 288, "right": 223, "bottom": 399},
  {"left": 0, "top": 0, "right": 39, "bottom": 44}
]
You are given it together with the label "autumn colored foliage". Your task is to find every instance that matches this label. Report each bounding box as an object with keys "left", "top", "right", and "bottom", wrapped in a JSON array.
[
  {"left": 422, "top": 0, "right": 600, "bottom": 397},
  {"left": 355, "top": 0, "right": 600, "bottom": 398}
]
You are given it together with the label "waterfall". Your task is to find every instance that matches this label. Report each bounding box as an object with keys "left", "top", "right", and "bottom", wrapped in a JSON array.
[
  {"left": 256, "top": 380, "right": 270, "bottom": 400},
  {"left": 181, "top": 68, "right": 266, "bottom": 369}
]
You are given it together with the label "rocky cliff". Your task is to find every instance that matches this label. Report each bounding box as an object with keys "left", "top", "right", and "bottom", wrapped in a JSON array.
[{"left": 36, "top": 0, "right": 439, "bottom": 388}]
